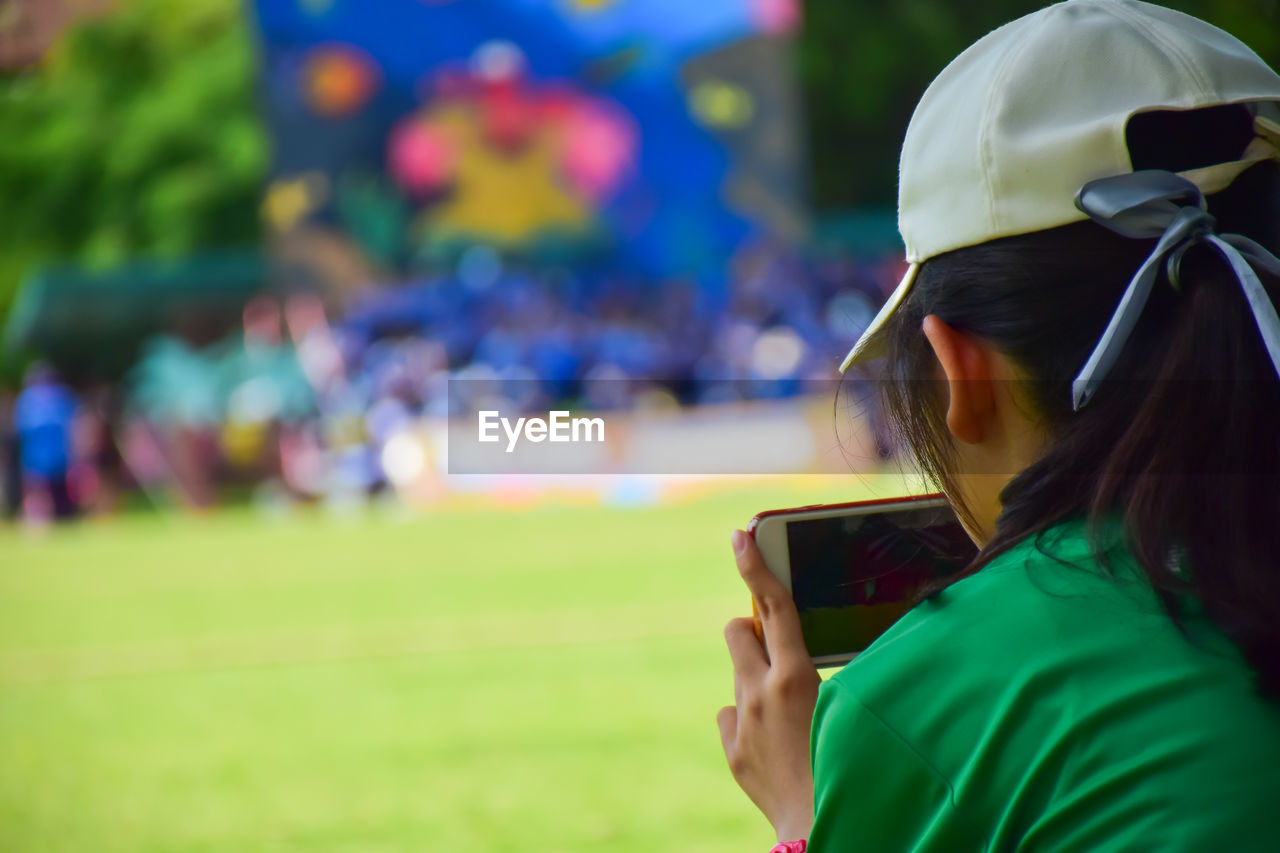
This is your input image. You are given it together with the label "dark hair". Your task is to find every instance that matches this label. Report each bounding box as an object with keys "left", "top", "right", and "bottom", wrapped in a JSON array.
[{"left": 870, "top": 147, "right": 1280, "bottom": 700}]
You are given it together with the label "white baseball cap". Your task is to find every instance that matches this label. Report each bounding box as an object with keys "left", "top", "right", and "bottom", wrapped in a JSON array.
[{"left": 839, "top": 0, "right": 1280, "bottom": 372}]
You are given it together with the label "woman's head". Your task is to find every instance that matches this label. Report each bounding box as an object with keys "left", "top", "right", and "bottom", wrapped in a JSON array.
[
  {"left": 882, "top": 149, "right": 1280, "bottom": 519},
  {"left": 882, "top": 152, "right": 1280, "bottom": 513},
  {"left": 843, "top": 2, "right": 1280, "bottom": 698}
]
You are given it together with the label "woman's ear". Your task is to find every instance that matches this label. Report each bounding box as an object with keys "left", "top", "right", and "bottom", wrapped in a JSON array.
[{"left": 921, "top": 314, "right": 996, "bottom": 444}]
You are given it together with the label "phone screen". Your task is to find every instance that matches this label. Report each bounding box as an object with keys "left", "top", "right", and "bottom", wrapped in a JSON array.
[{"left": 786, "top": 504, "right": 976, "bottom": 659}]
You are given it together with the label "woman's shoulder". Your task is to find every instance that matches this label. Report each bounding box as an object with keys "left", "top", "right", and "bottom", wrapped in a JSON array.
[
  {"left": 833, "top": 517, "right": 1163, "bottom": 685},
  {"left": 815, "top": 517, "right": 1280, "bottom": 849},
  {"left": 824, "top": 514, "right": 1279, "bottom": 759}
]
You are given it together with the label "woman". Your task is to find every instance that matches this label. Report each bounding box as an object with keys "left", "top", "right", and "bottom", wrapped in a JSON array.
[{"left": 719, "top": 2, "right": 1280, "bottom": 850}]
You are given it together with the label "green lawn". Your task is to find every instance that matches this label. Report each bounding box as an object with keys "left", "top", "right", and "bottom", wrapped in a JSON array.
[{"left": 0, "top": 477, "right": 908, "bottom": 852}]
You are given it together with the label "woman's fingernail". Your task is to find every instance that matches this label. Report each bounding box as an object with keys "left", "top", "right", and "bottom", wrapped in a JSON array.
[{"left": 731, "top": 529, "right": 746, "bottom": 555}]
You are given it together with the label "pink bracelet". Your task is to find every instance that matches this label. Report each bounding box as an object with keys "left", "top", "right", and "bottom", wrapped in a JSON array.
[{"left": 769, "top": 842, "right": 806, "bottom": 853}]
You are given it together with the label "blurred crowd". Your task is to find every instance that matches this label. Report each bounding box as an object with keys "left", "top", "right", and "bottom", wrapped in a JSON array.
[{"left": 0, "top": 243, "right": 899, "bottom": 522}]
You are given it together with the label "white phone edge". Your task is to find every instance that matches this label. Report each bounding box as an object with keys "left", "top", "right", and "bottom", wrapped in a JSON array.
[{"left": 751, "top": 496, "right": 953, "bottom": 667}]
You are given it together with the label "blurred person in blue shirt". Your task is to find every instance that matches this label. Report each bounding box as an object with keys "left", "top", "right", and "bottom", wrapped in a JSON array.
[{"left": 14, "top": 363, "right": 79, "bottom": 520}]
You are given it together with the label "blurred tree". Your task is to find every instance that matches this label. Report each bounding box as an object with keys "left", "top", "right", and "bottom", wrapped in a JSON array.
[
  {"left": 0, "top": 0, "right": 266, "bottom": 318},
  {"left": 800, "top": 0, "right": 1280, "bottom": 211}
]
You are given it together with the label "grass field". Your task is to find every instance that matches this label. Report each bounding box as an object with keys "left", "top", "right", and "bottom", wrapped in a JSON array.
[{"left": 0, "top": 478, "right": 907, "bottom": 852}]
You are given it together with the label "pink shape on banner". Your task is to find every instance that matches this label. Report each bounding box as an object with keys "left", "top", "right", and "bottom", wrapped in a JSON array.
[
  {"left": 752, "top": 0, "right": 800, "bottom": 35},
  {"left": 561, "top": 102, "right": 636, "bottom": 202},
  {"left": 388, "top": 120, "right": 456, "bottom": 196},
  {"left": 482, "top": 85, "right": 539, "bottom": 152}
]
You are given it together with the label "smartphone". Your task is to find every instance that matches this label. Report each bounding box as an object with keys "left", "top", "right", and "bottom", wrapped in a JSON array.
[{"left": 749, "top": 494, "right": 976, "bottom": 667}]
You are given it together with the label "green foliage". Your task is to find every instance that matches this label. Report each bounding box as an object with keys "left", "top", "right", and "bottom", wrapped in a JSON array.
[
  {"left": 800, "top": 0, "right": 1280, "bottom": 210},
  {"left": 0, "top": 0, "right": 266, "bottom": 317}
]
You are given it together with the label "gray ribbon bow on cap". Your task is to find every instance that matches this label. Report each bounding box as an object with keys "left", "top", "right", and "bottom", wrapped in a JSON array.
[{"left": 1071, "top": 169, "right": 1280, "bottom": 410}]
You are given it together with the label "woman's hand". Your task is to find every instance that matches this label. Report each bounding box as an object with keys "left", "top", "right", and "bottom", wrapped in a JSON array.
[{"left": 718, "top": 529, "right": 820, "bottom": 843}]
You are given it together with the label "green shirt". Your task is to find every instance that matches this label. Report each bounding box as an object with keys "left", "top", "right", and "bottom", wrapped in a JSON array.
[{"left": 809, "top": 518, "right": 1280, "bottom": 851}]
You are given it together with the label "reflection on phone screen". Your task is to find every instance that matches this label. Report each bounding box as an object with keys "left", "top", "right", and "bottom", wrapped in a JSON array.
[{"left": 786, "top": 505, "right": 976, "bottom": 659}]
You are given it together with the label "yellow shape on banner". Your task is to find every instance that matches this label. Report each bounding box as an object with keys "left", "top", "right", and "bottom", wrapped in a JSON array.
[
  {"left": 690, "top": 80, "right": 755, "bottom": 129},
  {"left": 262, "top": 173, "right": 330, "bottom": 232},
  {"left": 424, "top": 105, "right": 591, "bottom": 243},
  {"left": 570, "top": 0, "right": 616, "bottom": 11}
]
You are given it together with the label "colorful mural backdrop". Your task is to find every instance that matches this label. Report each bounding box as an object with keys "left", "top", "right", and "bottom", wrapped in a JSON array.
[{"left": 251, "top": 0, "right": 806, "bottom": 295}]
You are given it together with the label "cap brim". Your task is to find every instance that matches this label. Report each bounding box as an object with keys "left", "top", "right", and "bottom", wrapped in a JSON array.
[{"left": 838, "top": 262, "right": 920, "bottom": 373}]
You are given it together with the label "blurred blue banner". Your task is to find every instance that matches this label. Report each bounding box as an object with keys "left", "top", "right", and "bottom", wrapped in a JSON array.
[{"left": 250, "top": 0, "right": 806, "bottom": 294}]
